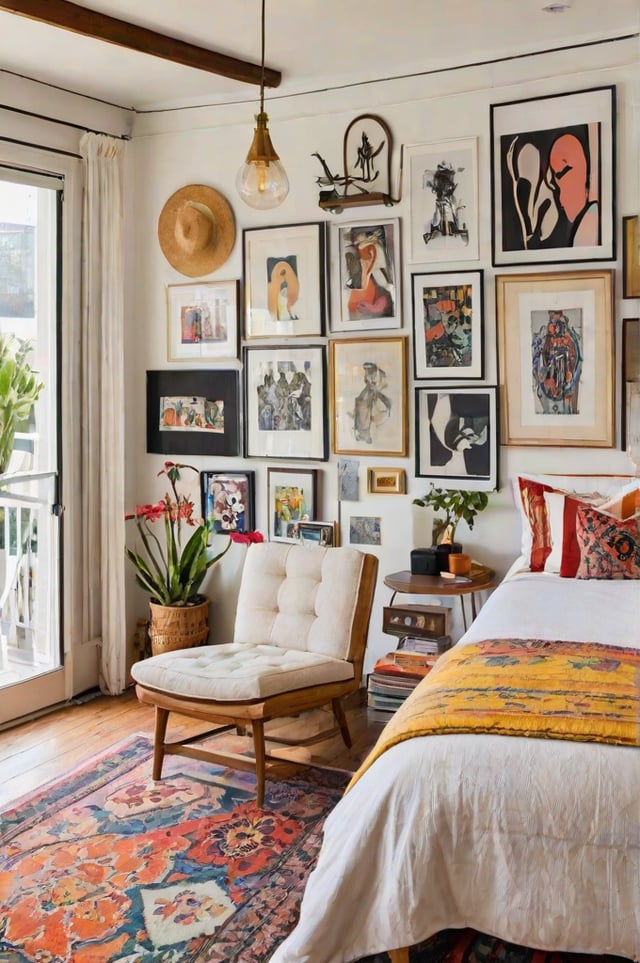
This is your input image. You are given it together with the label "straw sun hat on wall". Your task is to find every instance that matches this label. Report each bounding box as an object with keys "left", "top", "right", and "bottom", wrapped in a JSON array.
[{"left": 157, "top": 184, "right": 236, "bottom": 278}]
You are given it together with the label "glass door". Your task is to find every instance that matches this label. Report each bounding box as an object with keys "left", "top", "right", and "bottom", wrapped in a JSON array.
[{"left": 0, "top": 168, "right": 64, "bottom": 723}]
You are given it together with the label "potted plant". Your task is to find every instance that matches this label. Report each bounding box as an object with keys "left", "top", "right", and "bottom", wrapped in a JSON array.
[
  {"left": 0, "top": 335, "right": 44, "bottom": 474},
  {"left": 125, "top": 461, "right": 262, "bottom": 654},
  {"left": 413, "top": 484, "right": 490, "bottom": 546}
]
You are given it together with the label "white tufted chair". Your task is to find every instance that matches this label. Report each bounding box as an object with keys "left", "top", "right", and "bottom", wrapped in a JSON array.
[{"left": 131, "top": 542, "right": 379, "bottom": 806}]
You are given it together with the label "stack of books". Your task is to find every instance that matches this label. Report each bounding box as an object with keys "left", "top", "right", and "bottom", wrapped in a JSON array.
[{"left": 367, "top": 649, "right": 440, "bottom": 713}]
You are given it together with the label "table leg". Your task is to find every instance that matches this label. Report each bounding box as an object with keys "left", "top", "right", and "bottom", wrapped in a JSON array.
[
  {"left": 459, "top": 595, "right": 468, "bottom": 632},
  {"left": 471, "top": 591, "right": 478, "bottom": 621}
]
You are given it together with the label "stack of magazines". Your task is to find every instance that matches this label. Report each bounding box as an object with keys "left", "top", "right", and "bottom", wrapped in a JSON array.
[{"left": 367, "top": 649, "right": 440, "bottom": 713}]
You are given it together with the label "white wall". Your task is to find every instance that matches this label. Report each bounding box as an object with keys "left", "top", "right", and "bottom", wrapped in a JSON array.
[{"left": 125, "top": 38, "right": 639, "bottom": 673}]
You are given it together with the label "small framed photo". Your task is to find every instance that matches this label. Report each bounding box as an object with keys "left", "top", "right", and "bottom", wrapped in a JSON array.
[
  {"left": 167, "top": 280, "right": 239, "bottom": 361},
  {"left": 495, "top": 270, "right": 614, "bottom": 447},
  {"left": 623, "top": 216, "right": 640, "bottom": 299},
  {"left": 405, "top": 138, "right": 479, "bottom": 263},
  {"left": 415, "top": 385, "right": 499, "bottom": 491},
  {"left": 367, "top": 467, "right": 406, "bottom": 494},
  {"left": 382, "top": 604, "right": 451, "bottom": 639},
  {"left": 242, "top": 222, "right": 325, "bottom": 339},
  {"left": 490, "top": 85, "right": 616, "bottom": 266},
  {"left": 411, "top": 270, "right": 484, "bottom": 380},
  {"left": 348, "top": 515, "right": 381, "bottom": 546},
  {"left": 267, "top": 467, "right": 318, "bottom": 543},
  {"left": 330, "top": 336, "right": 408, "bottom": 456},
  {"left": 244, "top": 345, "right": 328, "bottom": 460},
  {"left": 201, "top": 471, "right": 255, "bottom": 534},
  {"left": 298, "top": 520, "right": 337, "bottom": 547},
  {"left": 328, "top": 218, "right": 401, "bottom": 331},
  {"left": 147, "top": 369, "right": 240, "bottom": 457}
]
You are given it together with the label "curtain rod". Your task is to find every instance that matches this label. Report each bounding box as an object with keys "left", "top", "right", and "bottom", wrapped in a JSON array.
[
  {"left": 0, "top": 96, "right": 131, "bottom": 140},
  {"left": 0, "top": 134, "right": 81, "bottom": 159}
]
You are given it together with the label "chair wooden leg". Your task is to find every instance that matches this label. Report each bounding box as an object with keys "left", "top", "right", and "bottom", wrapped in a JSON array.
[
  {"left": 388, "top": 949, "right": 410, "bottom": 963},
  {"left": 153, "top": 707, "right": 170, "bottom": 780},
  {"left": 332, "top": 697, "right": 352, "bottom": 749},
  {"left": 251, "top": 718, "right": 266, "bottom": 808}
]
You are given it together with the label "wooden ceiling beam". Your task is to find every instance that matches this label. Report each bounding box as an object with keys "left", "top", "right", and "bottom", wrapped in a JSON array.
[{"left": 0, "top": 0, "right": 281, "bottom": 88}]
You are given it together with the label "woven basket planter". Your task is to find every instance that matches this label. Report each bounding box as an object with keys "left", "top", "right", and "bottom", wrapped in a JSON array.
[{"left": 148, "top": 595, "right": 210, "bottom": 656}]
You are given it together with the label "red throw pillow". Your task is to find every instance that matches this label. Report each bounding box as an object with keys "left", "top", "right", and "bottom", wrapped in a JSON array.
[
  {"left": 517, "top": 476, "right": 554, "bottom": 571},
  {"left": 575, "top": 505, "right": 640, "bottom": 579}
]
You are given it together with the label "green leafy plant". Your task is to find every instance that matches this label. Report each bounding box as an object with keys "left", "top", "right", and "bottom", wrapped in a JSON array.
[
  {"left": 0, "top": 335, "right": 44, "bottom": 474},
  {"left": 125, "top": 461, "right": 263, "bottom": 606},
  {"left": 413, "top": 485, "right": 489, "bottom": 544}
]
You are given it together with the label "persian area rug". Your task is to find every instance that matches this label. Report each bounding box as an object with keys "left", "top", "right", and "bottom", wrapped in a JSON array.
[
  {"left": 359, "top": 928, "right": 632, "bottom": 963},
  {"left": 0, "top": 733, "right": 348, "bottom": 963}
]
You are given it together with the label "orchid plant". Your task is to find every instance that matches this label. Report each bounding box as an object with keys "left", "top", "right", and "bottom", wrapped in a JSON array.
[{"left": 125, "top": 461, "right": 263, "bottom": 606}]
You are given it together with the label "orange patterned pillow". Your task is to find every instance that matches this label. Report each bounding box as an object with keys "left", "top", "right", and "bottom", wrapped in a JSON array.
[{"left": 575, "top": 505, "right": 640, "bottom": 579}]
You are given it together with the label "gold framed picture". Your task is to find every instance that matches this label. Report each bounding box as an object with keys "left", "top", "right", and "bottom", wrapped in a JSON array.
[
  {"left": 623, "top": 216, "right": 640, "bottom": 299},
  {"left": 367, "top": 467, "right": 406, "bottom": 494},
  {"left": 496, "top": 270, "right": 614, "bottom": 447}
]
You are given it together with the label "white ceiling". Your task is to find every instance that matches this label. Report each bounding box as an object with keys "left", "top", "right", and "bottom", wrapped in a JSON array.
[{"left": 0, "top": 0, "right": 638, "bottom": 114}]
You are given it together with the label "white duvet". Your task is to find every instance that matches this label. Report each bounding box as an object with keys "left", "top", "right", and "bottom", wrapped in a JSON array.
[{"left": 271, "top": 571, "right": 640, "bottom": 963}]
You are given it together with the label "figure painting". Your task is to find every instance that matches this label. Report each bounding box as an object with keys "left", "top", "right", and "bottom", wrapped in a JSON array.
[
  {"left": 256, "top": 360, "right": 311, "bottom": 433},
  {"left": 491, "top": 86, "right": 615, "bottom": 265},
  {"left": 266, "top": 255, "right": 300, "bottom": 322},
  {"left": 412, "top": 271, "right": 483, "bottom": 380},
  {"left": 330, "top": 218, "right": 401, "bottom": 331},
  {"left": 530, "top": 308, "right": 583, "bottom": 415},
  {"left": 331, "top": 337, "right": 407, "bottom": 456},
  {"left": 500, "top": 124, "right": 600, "bottom": 254}
]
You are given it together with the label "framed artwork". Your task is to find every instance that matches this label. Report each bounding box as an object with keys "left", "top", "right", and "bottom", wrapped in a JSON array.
[
  {"left": 411, "top": 270, "right": 484, "bottom": 380},
  {"left": 496, "top": 270, "right": 614, "bottom": 448},
  {"left": 166, "top": 280, "right": 239, "bottom": 361},
  {"left": 622, "top": 318, "right": 640, "bottom": 458},
  {"left": 146, "top": 369, "right": 240, "bottom": 457},
  {"left": 367, "top": 467, "right": 406, "bottom": 494},
  {"left": 490, "top": 85, "right": 616, "bottom": 266},
  {"left": 297, "top": 520, "right": 337, "bottom": 547},
  {"left": 267, "top": 467, "right": 318, "bottom": 543},
  {"left": 201, "top": 471, "right": 255, "bottom": 534},
  {"left": 242, "top": 222, "right": 325, "bottom": 339},
  {"left": 348, "top": 515, "right": 381, "bottom": 546},
  {"left": 405, "top": 138, "right": 479, "bottom": 263},
  {"left": 330, "top": 336, "right": 407, "bottom": 456},
  {"left": 328, "top": 217, "right": 401, "bottom": 331},
  {"left": 338, "top": 457, "right": 360, "bottom": 501},
  {"left": 623, "top": 216, "right": 640, "bottom": 298},
  {"left": 244, "top": 345, "right": 328, "bottom": 460},
  {"left": 415, "top": 386, "right": 499, "bottom": 491}
]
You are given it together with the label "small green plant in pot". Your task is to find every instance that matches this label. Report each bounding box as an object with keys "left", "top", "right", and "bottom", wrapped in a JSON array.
[
  {"left": 413, "top": 485, "right": 489, "bottom": 546},
  {"left": 0, "top": 335, "right": 44, "bottom": 474}
]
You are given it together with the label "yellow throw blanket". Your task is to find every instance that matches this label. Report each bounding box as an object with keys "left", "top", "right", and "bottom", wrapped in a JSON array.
[{"left": 349, "top": 638, "right": 640, "bottom": 792}]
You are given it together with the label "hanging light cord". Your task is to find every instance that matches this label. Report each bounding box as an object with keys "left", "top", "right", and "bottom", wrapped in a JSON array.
[{"left": 259, "top": 0, "right": 266, "bottom": 114}]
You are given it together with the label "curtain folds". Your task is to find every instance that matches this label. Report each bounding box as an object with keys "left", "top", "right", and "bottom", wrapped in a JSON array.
[{"left": 79, "top": 132, "right": 127, "bottom": 695}]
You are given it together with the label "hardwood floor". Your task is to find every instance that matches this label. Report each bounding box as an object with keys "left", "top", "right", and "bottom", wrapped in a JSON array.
[{"left": 0, "top": 686, "right": 386, "bottom": 810}]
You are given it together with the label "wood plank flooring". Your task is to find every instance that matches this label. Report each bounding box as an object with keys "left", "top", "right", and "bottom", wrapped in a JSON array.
[{"left": 0, "top": 686, "right": 386, "bottom": 810}]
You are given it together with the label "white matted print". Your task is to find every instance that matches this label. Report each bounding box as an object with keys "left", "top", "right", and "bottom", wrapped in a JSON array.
[
  {"left": 406, "top": 138, "right": 478, "bottom": 263},
  {"left": 330, "top": 337, "right": 407, "bottom": 456},
  {"left": 167, "top": 281, "right": 239, "bottom": 361},
  {"left": 329, "top": 218, "right": 401, "bottom": 331},
  {"left": 244, "top": 345, "right": 328, "bottom": 460}
]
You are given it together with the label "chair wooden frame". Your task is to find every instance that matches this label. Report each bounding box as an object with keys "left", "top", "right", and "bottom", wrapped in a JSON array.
[{"left": 134, "top": 552, "right": 378, "bottom": 807}]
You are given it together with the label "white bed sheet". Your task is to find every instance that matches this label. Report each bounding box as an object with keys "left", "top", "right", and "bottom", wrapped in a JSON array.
[{"left": 271, "top": 573, "right": 640, "bottom": 963}]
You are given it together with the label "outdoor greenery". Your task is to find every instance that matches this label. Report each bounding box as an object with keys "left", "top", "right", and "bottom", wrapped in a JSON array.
[{"left": 0, "top": 334, "right": 44, "bottom": 474}]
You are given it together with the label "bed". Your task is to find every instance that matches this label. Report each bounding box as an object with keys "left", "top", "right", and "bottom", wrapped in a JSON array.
[{"left": 270, "top": 474, "right": 640, "bottom": 963}]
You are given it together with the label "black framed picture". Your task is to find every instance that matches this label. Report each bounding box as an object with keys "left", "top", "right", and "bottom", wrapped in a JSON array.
[
  {"left": 243, "top": 344, "right": 328, "bottom": 460},
  {"left": 146, "top": 369, "right": 241, "bottom": 457},
  {"left": 415, "top": 386, "right": 499, "bottom": 491},
  {"left": 490, "top": 85, "right": 616, "bottom": 267},
  {"left": 201, "top": 471, "right": 255, "bottom": 533}
]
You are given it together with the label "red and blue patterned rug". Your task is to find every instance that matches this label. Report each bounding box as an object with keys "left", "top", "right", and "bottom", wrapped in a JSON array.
[{"left": 0, "top": 733, "right": 348, "bottom": 962}]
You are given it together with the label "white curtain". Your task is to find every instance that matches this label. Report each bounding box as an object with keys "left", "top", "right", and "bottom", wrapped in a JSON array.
[{"left": 79, "top": 132, "right": 127, "bottom": 694}]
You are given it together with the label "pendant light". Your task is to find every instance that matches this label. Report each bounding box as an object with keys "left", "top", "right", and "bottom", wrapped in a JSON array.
[{"left": 236, "top": 0, "right": 289, "bottom": 210}]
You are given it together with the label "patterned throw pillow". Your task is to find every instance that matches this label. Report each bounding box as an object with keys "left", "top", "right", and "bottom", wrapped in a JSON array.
[{"left": 575, "top": 505, "right": 640, "bottom": 579}]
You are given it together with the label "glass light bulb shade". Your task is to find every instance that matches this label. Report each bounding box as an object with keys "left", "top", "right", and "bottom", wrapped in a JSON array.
[{"left": 236, "top": 157, "right": 289, "bottom": 210}]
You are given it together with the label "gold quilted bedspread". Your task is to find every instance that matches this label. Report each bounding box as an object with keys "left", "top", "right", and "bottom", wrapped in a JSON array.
[{"left": 349, "top": 638, "right": 640, "bottom": 791}]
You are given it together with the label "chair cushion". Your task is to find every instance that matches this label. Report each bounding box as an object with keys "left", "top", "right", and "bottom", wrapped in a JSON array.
[
  {"left": 130, "top": 642, "right": 355, "bottom": 702},
  {"left": 233, "top": 542, "right": 366, "bottom": 661}
]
